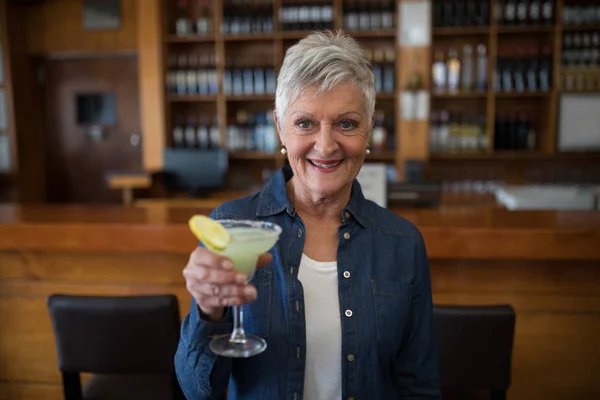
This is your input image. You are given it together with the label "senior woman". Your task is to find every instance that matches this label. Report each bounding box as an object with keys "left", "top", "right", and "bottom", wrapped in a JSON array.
[{"left": 175, "top": 30, "right": 440, "bottom": 400}]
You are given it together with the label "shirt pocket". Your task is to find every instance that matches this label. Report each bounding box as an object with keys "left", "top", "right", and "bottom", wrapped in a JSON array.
[
  {"left": 245, "top": 267, "right": 272, "bottom": 338},
  {"left": 371, "top": 279, "right": 411, "bottom": 352}
]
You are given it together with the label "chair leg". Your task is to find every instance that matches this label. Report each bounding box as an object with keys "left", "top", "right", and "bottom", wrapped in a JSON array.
[
  {"left": 62, "top": 372, "right": 84, "bottom": 400},
  {"left": 491, "top": 389, "right": 506, "bottom": 400}
]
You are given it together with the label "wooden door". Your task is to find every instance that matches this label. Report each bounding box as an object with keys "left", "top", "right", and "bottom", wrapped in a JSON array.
[{"left": 44, "top": 57, "right": 142, "bottom": 203}]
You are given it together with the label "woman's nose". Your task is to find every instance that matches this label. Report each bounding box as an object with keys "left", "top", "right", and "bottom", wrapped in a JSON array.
[{"left": 314, "top": 124, "right": 339, "bottom": 156}]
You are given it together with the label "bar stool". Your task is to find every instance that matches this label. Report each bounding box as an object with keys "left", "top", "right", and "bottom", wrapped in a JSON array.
[
  {"left": 433, "top": 304, "right": 516, "bottom": 400},
  {"left": 47, "top": 294, "right": 185, "bottom": 400}
]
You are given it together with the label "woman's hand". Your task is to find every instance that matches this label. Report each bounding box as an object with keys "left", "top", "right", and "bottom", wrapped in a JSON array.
[{"left": 183, "top": 247, "right": 273, "bottom": 322}]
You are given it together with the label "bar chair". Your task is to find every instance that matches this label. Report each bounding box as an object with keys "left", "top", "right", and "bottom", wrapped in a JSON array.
[
  {"left": 433, "top": 304, "right": 516, "bottom": 400},
  {"left": 47, "top": 294, "right": 185, "bottom": 400}
]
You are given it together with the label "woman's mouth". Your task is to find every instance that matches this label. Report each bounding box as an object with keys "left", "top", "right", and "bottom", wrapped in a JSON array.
[{"left": 308, "top": 159, "right": 343, "bottom": 172}]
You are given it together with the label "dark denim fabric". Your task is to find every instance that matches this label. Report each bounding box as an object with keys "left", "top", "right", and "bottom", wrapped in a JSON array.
[{"left": 175, "top": 166, "right": 441, "bottom": 400}]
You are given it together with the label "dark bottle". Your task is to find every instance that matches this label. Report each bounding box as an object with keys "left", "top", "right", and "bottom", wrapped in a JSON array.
[
  {"left": 516, "top": 114, "right": 530, "bottom": 150},
  {"left": 501, "top": 59, "right": 514, "bottom": 92},
  {"left": 496, "top": 0, "right": 505, "bottom": 25},
  {"left": 516, "top": 0, "right": 528, "bottom": 25},
  {"left": 504, "top": 0, "right": 517, "bottom": 25},
  {"left": 479, "top": 0, "right": 490, "bottom": 26},
  {"left": 538, "top": 46, "right": 552, "bottom": 91},
  {"left": 526, "top": 48, "right": 539, "bottom": 91},
  {"left": 466, "top": 0, "right": 478, "bottom": 26},
  {"left": 513, "top": 59, "right": 525, "bottom": 92},
  {"left": 541, "top": 0, "right": 554, "bottom": 25},
  {"left": 507, "top": 115, "right": 519, "bottom": 150},
  {"left": 345, "top": 0, "right": 359, "bottom": 30},
  {"left": 494, "top": 116, "right": 505, "bottom": 150},
  {"left": 442, "top": 0, "right": 454, "bottom": 27},
  {"left": 433, "top": 0, "right": 443, "bottom": 27},
  {"left": 528, "top": 0, "right": 541, "bottom": 25},
  {"left": 454, "top": 0, "right": 467, "bottom": 27}
]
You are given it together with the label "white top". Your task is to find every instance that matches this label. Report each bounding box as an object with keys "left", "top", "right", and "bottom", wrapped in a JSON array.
[{"left": 298, "top": 253, "right": 342, "bottom": 400}]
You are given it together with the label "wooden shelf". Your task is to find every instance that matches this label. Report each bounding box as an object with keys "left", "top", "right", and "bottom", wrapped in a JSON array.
[
  {"left": 432, "top": 92, "right": 488, "bottom": 99},
  {"left": 562, "top": 24, "right": 600, "bottom": 32},
  {"left": 376, "top": 93, "right": 395, "bottom": 100},
  {"left": 344, "top": 29, "right": 396, "bottom": 38},
  {"left": 165, "top": 35, "right": 215, "bottom": 43},
  {"left": 495, "top": 91, "right": 551, "bottom": 98},
  {"left": 226, "top": 94, "right": 274, "bottom": 102},
  {"left": 280, "top": 31, "right": 315, "bottom": 40},
  {"left": 167, "top": 95, "right": 217, "bottom": 102},
  {"left": 497, "top": 25, "right": 554, "bottom": 34},
  {"left": 433, "top": 26, "right": 490, "bottom": 36},
  {"left": 431, "top": 151, "right": 550, "bottom": 160},
  {"left": 366, "top": 152, "right": 395, "bottom": 161},
  {"left": 229, "top": 151, "right": 278, "bottom": 160},
  {"left": 223, "top": 33, "right": 276, "bottom": 41}
]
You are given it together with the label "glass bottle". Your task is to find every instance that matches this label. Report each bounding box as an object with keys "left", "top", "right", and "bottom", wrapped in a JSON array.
[
  {"left": 447, "top": 47, "right": 461, "bottom": 94},
  {"left": 476, "top": 44, "right": 487, "bottom": 92},
  {"left": 461, "top": 44, "right": 474, "bottom": 92},
  {"left": 175, "top": 0, "right": 192, "bottom": 36}
]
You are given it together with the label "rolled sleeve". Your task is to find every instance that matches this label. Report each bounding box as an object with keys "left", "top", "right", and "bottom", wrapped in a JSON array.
[{"left": 175, "top": 299, "right": 233, "bottom": 400}]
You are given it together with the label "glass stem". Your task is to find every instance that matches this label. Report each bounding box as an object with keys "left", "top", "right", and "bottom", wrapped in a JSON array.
[{"left": 230, "top": 305, "right": 246, "bottom": 343}]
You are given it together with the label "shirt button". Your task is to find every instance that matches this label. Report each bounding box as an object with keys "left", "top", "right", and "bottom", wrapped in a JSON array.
[
  {"left": 290, "top": 266, "right": 294, "bottom": 275},
  {"left": 295, "top": 300, "right": 300, "bottom": 312},
  {"left": 343, "top": 271, "right": 350, "bottom": 278},
  {"left": 345, "top": 211, "right": 350, "bottom": 218},
  {"left": 343, "top": 232, "right": 350, "bottom": 240},
  {"left": 297, "top": 229, "right": 302, "bottom": 238},
  {"left": 345, "top": 309, "right": 353, "bottom": 317},
  {"left": 347, "top": 354, "right": 355, "bottom": 361},
  {"left": 348, "top": 397, "right": 355, "bottom": 400}
]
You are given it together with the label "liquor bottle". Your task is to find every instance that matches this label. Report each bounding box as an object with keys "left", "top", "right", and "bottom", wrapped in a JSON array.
[
  {"left": 541, "top": 0, "right": 554, "bottom": 25},
  {"left": 176, "top": 54, "right": 188, "bottom": 95},
  {"left": 185, "top": 116, "right": 197, "bottom": 148},
  {"left": 232, "top": 58, "right": 244, "bottom": 95},
  {"left": 254, "top": 59, "right": 265, "bottom": 95},
  {"left": 432, "top": 49, "right": 447, "bottom": 93},
  {"left": 496, "top": 0, "right": 505, "bottom": 25},
  {"left": 167, "top": 54, "right": 178, "bottom": 94},
  {"left": 454, "top": 0, "right": 467, "bottom": 27},
  {"left": 476, "top": 44, "right": 487, "bottom": 92},
  {"left": 383, "top": 50, "right": 395, "bottom": 93},
  {"left": 185, "top": 53, "right": 198, "bottom": 95},
  {"left": 442, "top": 0, "right": 454, "bottom": 27},
  {"left": 516, "top": 0, "right": 528, "bottom": 25},
  {"left": 538, "top": 45, "right": 552, "bottom": 91},
  {"left": 195, "top": 0, "right": 211, "bottom": 35},
  {"left": 381, "top": 0, "right": 394, "bottom": 29},
  {"left": 526, "top": 47, "right": 539, "bottom": 91},
  {"left": 433, "top": 0, "right": 443, "bottom": 27},
  {"left": 516, "top": 114, "right": 530, "bottom": 150},
  {"left": 438, "top": 110, "right": 451, "bottom": 151},
  {"left": 173, "top": 116, "right": 185, "bottom": 148},
  {"left": 429, "top": 111, "right": 440, "bottom": 152},
  {"left": 208, "top": 54, "right": 218, "bottom": 95},
  {"left": 359, "top": 0, "right": 370, "bottom": 31},
  {"left": 196, "top": 54, "right": 208, "bottom": 95},
  {"left": 528, "top": 0, "right": 541, "bottom": 25},
  {"left": 243, "top": 57, "right": 254, "bottom": 95},
  {"left": 210, "top": 115, "right": 220, "bottom": 148},
  {"left": 371, "top": 110, "right": 388, "bottom": 152},
  {"left": 501, "top": 59, "right": 513, "bottom": 92},
  {"left": 370, "top": 1, "right": 382, "bottom": 30},
  {"left": 513, "top": 57, "right": 525, "bottom": 92},
  {"left": 504, "top": 0, "right": 517, "bottom": 25},
  {"left": 345, "top": 0, "right": 359, "bottom": 31},
  {"left": 447, "top": 47, "right": 461, "bottom": 93},
  {"left": 466, "top": 0, "right": 478, "bottom": 27},
  {"left": 373, "top": 50, "right": 384, "bottom": 93},
  {"left": 223, "top": 57, "right": 233, "bottom": 95},
  {"left": 479, "top": 0, "right": 490, "bottom": 26},
  {"left": 196, "top": 115, "right": 209, "bottom": 149},
  {"left": 175, "top": 0, "right": 192, "bottom": 36},
  {"left": 461, "top": 44, "right": 474, "bottom": 92}
]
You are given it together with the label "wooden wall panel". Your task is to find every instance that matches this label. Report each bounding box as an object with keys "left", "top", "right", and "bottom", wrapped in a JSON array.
[
  {"left": 24, "top": 0, "right": 138, "bottom": 55},
  {"left": 1, "top": 251, "right": 599, "bottom": 399}
]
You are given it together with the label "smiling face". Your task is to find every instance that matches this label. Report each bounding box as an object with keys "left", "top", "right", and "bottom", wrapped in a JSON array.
[{"left": 275, "top": 81, "right": 371, "bottom": 202}]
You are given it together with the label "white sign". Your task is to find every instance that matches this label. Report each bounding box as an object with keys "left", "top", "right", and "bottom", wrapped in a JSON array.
[{"left": 356, "top": 163, "right": 387, "bottom": 208}]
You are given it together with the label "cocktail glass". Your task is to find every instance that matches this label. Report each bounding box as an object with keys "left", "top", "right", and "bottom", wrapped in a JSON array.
[{"left": 206, "top": 219, "right": 282, "bottom": 358}]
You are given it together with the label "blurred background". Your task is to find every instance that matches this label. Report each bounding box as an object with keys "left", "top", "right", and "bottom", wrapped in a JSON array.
[{"left": 0, "top": 1, "right": 598, "bottom": 400}]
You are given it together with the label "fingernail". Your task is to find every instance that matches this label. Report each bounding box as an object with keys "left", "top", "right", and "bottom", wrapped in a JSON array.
[
  {"left": 236, "top": 274, "right": 247, "bottom": 284},
  {"left": 244, "top": 286, "right": 257, "bottom": 298},
  {"left": 222, "top": 260, "right": 234, "bottom": 270}
]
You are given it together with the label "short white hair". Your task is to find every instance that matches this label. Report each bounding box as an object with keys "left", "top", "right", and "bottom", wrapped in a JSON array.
[{"left": 275, "top": 30, "right": 376, "bottom": 127}]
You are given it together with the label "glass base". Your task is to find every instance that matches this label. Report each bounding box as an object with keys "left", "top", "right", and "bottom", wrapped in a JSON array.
[{"left": 209, "top": 334, "right": 267, "bottom": 358}]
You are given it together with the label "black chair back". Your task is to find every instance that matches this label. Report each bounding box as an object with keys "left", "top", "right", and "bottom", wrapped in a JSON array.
[
  {"left": 434, "top": 304, "right": 516, "bottom": 400},
  {"left": 47, "top": 294, "right": 183, "bottom": 400}
]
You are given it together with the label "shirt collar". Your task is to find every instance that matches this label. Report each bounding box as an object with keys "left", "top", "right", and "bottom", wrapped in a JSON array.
[{"left": 256, "top": 165, "right": 368, "bottom": 227}]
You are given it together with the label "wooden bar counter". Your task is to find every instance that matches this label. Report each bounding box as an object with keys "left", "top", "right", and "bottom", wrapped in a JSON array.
[{"left": 1, "top": 203, "right": 599, "bottom": 399}]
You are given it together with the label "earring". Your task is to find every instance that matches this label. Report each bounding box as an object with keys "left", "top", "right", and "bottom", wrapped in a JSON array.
[
  {"left": 280, "top": 146, "right": 287, "bottom": 155},
  {"left": 365, "top": 148, "right": 371, "bottom": 155}
]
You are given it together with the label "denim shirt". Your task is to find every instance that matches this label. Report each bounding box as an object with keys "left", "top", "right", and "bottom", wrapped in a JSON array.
[{"left": 175, "top": 166, "right": 441, "bottom": 400}]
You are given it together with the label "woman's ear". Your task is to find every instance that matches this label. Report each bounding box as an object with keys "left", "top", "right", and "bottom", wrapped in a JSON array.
[{"left": 274, "top": 109, "right": 285, "bottom": 145}]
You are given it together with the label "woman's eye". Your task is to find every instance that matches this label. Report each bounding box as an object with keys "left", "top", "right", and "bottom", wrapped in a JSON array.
[
  {"left": 297, "top": 120, "right": 311, "bottom": 129},
  {"left": 340, "top": 120, "right": 356, "bottom": 130}
]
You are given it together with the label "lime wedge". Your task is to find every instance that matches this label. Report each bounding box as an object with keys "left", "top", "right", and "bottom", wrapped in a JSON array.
[{"left": 188, "top": 215, "right": 231, "bottom": 251}]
